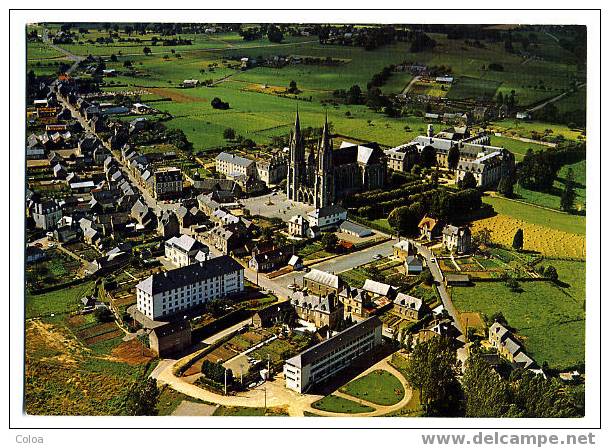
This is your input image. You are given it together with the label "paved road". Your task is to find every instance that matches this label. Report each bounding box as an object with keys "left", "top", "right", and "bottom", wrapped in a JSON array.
[
  {"left": 412, "top": 240, "right": 464, "bottom": 335},
  {"left": 154, "top": 350, "right": 413, "bottom": 417}
]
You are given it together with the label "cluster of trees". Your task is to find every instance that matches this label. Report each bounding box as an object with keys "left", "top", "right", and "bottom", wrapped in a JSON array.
[
  {"left": 405, "top": 339, "right": 584, "bottom": 417},
  {"left": 130, "top": 120, "right": 192, "bottom": 151},
  {"left": 410, "top": 31, "right": 437, "bottom": 53},
  {"left": 201, "top": 360, "right": 234, "bottom": 386},
  {"left": 531, "top": 101, "right": 586, "bottom": 128},
  {"left": 367, "top": 65, "right": 395, "bottom": 90},
  {"left": 496, "top": 90, "right": 517, "bottom": 110},
  {"left": 462, "top": 353, "right": 583, "bottom": 418},
  {"left": 211, "top": 97, "right": 230, "bottom": 110},
  {"left": 287, "top": 80, "right": 299, "bottom": 94},
  {"left": 386, "top": 188, "right": 483, "bottom": 236},
  {"left": 332, "top": 84, "right": 363, "bottom": 105},
  {"left": 517, "top": 142, "right": 585, "bottom": 192}
]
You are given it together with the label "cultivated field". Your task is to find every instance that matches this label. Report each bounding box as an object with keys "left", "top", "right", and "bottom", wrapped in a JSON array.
[{"left": 472, "top": 195, "right": 586, "bottom": 259}]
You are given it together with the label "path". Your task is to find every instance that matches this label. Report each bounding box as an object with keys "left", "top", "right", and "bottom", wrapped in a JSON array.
[
  {"left": 524, "top": 83, "right": 586, "bottom": 114},
  {"left": 401, "top": 75, "right": 421, "bottom": 95},
  {"left": 201, "top": 318, "right": 252, "bottom": 345},
  {"left": 154, "top": 349, "right": 413, "bottom": 417},
  {"left": 412, "top": 240, "right": 464, "bottom": 335}
]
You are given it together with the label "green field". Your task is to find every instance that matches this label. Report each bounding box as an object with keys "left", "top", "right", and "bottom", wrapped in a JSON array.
[
  {"left": 311, "top": 394, "right": 375, "bottom": 414},
  {"left": 451, "top": 259, "right": 585, "bottom": 370},
  {"left": 25, "top": 281, "right": 95, "bottom": 319},
  {"left": 491, "top": 119, "right": 585, "bottom": 142},
  {"left": 340, "top": 370, "right": 404, "bottom": 406},
  {"left": 513, "top": 160, "right": 586, "bottom": 211},
  {"left": 489, "top": 135, "right": 551, "bottom": 161},
  {"left": 483, "top": 195, "right": 585, "bottom": 235},
  {"left": 446, "top": 76, "right": 501, "bottom": 101}
]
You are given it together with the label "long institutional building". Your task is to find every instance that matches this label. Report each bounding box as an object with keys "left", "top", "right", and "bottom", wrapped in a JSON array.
[
  {"left": 283, "top": 316, "right": 383, "bottom": 393},
  {"left": 384, "top": 125, "right": 515, "bottom": 188},
  {"left": 136, "top": 255, "right": 244, "bottom": 319}
]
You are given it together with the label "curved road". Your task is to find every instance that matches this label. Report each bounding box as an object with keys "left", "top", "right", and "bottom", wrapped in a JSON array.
[{"left": 154, "top": 353, "right": 413, "bottom": 417}]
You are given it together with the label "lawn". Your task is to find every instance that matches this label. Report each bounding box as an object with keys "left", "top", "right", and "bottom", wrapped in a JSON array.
[
  {"left": 340, "top": 370, "right": 405, "bottom": 406},
  {"left": 489, "top": 135, "right": 551, "bottom": 162},
  {"left": 446, "top": 76, "right": 501, "bottom": 101},
  {"left": 451, "top": 259, "right": 585, "bottom": 370},
  {"left": 512, "top": 160, "right": 586, "bottom": 212},
  {"left": 482, "top": 195, "right": 585, "bottom": 235},
  {"left": 25, "top": 281, "right": 95, "bottom": 319},
  {"left": 311, "top": 394, "right": 375, "bottom": 414},
  {"left": 490, "top": 119, "right": 585, "bottom": 142}
]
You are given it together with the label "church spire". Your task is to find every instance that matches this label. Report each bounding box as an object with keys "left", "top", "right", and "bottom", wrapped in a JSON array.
[{"left": 318, "top": 112, "right": 333, "bottom": 172}]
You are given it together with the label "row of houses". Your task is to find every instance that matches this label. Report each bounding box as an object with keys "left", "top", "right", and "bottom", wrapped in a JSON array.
[{"left": 120, "top": 145, "right": 183, "bottom": 200}]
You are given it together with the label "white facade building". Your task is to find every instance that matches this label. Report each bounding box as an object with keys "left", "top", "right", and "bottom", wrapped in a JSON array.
[
  {"left": 136, "top": 255, "right": 244, "bottom": 320},
  {"left": 307, "top": 205, "right": 347, "bottom": 230},
  {"left": 164, "top": 234, "right": 210, "bottom": 267},
  {"left": 283, "top": 316, "right": 383, "bottom": 393}
]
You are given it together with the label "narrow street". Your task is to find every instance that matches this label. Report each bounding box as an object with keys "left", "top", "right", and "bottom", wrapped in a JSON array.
[{"left": 411, "top": 240, "right": 465, "bottom": 335}]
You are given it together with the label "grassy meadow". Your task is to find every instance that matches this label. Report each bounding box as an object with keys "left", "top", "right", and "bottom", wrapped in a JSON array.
[{"left": 451, "top": 259, "right": 585, "bottom": 370}]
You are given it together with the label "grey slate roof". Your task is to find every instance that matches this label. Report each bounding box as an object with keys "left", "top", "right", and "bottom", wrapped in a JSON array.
[
  {"left": 285, "top": 316, "right": 381, "bottom": 368},
  {"left": 136, "top": 255, "right": 243, "bottom": 295},
  {"left": 304, "top": 269, "right": 340, "bottom": 289}
]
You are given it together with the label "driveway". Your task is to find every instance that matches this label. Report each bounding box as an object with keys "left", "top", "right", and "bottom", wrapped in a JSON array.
[
  {"left": 412, "top": 240, "right": 465, "bottom": 335},
  {"left": 153, "top": 351, "right": 414, "bottom": 417}
]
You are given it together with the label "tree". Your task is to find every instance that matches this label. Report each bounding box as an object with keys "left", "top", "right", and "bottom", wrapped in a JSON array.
[
  {"left": 462, "top": 353, "right": 512, "bottom": 417},
  {"left": 223, "top": 128, "right": 236, "bottom": 140},
  {"left": 420, "top": 145, "right": 437, "bottom": 169},
  {"left": 321, "top": 233, "right": 339, "bottom": 251},
  {"left": 267, "top": 25, "right": 283, "bottom": 43},
  {"left": 459, "top": 172, "right": 477, "bottom": 190},
  {"left": 560, "top": 168, "right": 576, "bottom": 212},
  {"left": 544, "top": 265, "right": 559, "bottom": 281},
  {"left": 121, "top": 378, "right": 159, "bottom": 416},
  {"left": 287, "top": 80, "right": 298, "bottom": 94},
  {"left": 211, "top": 97, "right": 229, "bottom": 110},
  {"left": 512, "top": 228, "right": 524, "bottom": 251},
  {"left": 447, "top": 145, "right": 460, "bottom": 171},
  {"left": 110, "top": 53, "right": 118, "bottom": 62},
  {"left": 94, "top": 306, "right": 113, "bottom": 323},
  {"left": 403, "top": 337, "right": 462, "bottom": 416},
  {"left": 346, "top": 84, "right": 362, "bottom": 104},
  {"left": 498, "top": 175, "right": 514, "bottom": 197},
  {"left": 143, "top": 46, "right": 152, "bottom": 55},
  {"left": 387, "top": 206, "right": 420, "bottom": 236}
]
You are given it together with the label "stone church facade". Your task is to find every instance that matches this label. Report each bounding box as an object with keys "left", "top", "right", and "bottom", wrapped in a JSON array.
[{"left": 286, "top": 111, "right": 387, "bottom": 207}]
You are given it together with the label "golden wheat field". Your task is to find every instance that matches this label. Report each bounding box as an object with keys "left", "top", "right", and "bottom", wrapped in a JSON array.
[{"left": 471, "top": 214, "right": 586, "bottom": 259}]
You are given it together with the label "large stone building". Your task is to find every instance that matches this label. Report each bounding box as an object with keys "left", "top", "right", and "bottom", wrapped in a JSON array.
[
  {"left": 407, "top": 128, "right": 514, "bottom": 188},
  {"left": 151, "top": 167, "right": 183, "bottom": 199},
  {"left": 31, "top": 199, "right": 62, "bottom": 230},
  {"left": 215, "top": 152, "right": 257, "bottom": 179},
  {"left": 286, "top": 111, "right": 387, "bottom": 208},
  {"left": 135, "top": 255, "right": 244, "bottom": 320},
  {"left": 291, "top": 290, "right": 344, "bottom": 330},
  {"left": 283, "top": 316, "right": 383, "bottom": 393},
  {"left": 164, "top": 234, "right": 210, "bottom": 267}
]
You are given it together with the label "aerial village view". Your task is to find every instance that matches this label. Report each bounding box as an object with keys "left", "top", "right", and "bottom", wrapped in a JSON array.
[{"left": 24, "top": 22, "right": 587, "bottom": 418}]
